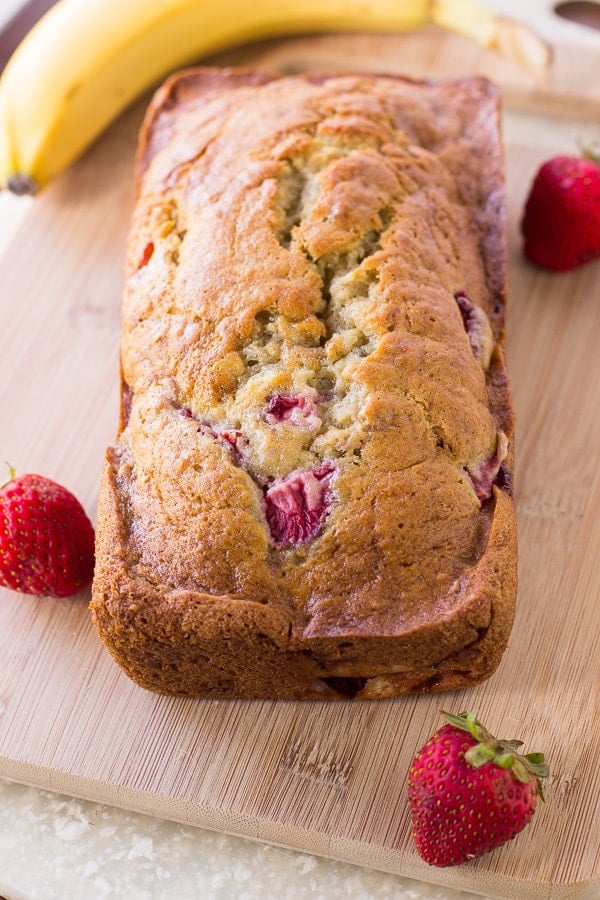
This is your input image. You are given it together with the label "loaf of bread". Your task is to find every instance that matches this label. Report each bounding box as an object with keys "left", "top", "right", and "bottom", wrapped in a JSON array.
[{"left": 91, "top": 67, "right": 517, "bottom": 699}]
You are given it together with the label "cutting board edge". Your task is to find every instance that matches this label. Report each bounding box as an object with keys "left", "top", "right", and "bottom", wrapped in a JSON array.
[{"left": 1, "top": 756, "right": 597, "bottom": 899}]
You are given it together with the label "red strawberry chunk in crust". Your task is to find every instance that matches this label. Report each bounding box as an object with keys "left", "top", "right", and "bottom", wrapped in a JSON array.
[
  {"left": 465, "top": 432, "right": 509, "bottom": 503},
  {"left": 138, "top": 241, "right": 154, "bottom": 269},
  {"left": 179, "top": 407, "right": 248, "bottom": 460},
  {"left": 209, "top": 426, "right": 247, "bottom": 455},
  {"left": 265, "top": 392, "right": 321, "bottom": 428},
  {"left": 202, "top": 424, "right": 248, "bottom": 463},
  {"left": 265, "top": 463, "right": 335, "bottom": 547},
  {"left": 179, "top": 404, "right": 334, "bottom": 547},
  {"left": 454, "top": 291, "right": 493, "bottom": 369}
]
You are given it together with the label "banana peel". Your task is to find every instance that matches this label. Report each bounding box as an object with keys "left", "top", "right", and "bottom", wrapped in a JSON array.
[{"left": 0, "top": 0, "right": 551, "bottom": 193}]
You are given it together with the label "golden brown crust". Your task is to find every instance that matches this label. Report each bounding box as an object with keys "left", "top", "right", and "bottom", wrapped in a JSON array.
[{"left": 91, "top": 67, "right": 517, "bottom": 699}]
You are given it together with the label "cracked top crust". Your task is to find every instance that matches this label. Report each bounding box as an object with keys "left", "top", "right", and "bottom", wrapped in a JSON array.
[{"left": 91, "top": 68, "right": 517, "bottom": 699}]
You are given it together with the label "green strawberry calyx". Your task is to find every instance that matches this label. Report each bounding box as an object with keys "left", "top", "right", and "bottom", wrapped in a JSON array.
[
  {"left": 442, "top": 710, "right": 550, "bottom": 800},
  {"left": 0, "top": 462, "right": 16, "bottom": 491},
  {"left": 578, "top": 141, "right": 600, "bottom": 168}
]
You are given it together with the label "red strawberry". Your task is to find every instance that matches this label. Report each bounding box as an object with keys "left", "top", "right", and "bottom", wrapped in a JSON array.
[
  {"left": 521, "top": 151, "right": 600, "bottom": 271},
  {"left": 264, "top": 462, "right": 335, "bottom": 547},
  {"left": 0, "top": 467, "right": 95, "bottom": 598},
  {"left": 407, "top": 711, "right": 549, "bottom": 867}
]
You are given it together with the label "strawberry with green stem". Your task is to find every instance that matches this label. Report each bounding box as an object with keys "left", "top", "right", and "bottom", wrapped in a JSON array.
[
  {"left": 408, "top": 711, "right": 549, "bottom": 867},
  {"left": 0, "top": 465, "right": 95, "bottom": 598}
]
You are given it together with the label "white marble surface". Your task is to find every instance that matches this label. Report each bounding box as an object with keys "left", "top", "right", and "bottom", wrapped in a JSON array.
[{"left": 0, "top": 777, "right": 493, "bottom": 900}]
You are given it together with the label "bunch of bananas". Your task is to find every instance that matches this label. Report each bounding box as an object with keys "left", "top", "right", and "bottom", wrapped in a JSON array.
[{"left": 0, "top": 0, "right": 549, "bottom": 193}]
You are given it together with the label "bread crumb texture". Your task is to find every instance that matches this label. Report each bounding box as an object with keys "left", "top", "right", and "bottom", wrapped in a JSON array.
[{"left": 91, "top": 70, "right": 517, "bottom": 699}]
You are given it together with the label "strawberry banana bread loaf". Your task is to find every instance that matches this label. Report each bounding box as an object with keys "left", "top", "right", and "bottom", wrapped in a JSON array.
[{"left": 91, "top": 68, "right": 516, "bottom": 699}]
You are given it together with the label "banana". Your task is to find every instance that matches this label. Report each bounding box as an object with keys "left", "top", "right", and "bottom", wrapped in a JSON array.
[{"left": 0, "top": 0, "right": 550, "bottom": 193}]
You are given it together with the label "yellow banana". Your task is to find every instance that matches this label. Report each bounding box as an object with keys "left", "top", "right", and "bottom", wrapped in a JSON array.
[{"left": 0, "top": 0, "right": 549, "bottom": 193}]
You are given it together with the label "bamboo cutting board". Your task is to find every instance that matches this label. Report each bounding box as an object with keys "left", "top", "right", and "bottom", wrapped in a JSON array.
[{"left": 0, "top": 28, "right": 599, "bottom": 900}]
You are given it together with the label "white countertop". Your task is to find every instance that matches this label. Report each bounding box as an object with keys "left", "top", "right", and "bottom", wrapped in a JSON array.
[{"left": 0, "top": 777, "right": 491, "bottom": 900}]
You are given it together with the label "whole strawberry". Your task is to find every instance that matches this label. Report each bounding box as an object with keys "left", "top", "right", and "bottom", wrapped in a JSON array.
[
  {"left": 408, "top": 711, "right": 549, "bottom": 867},
  {"left": 0, "top": 467, "right": 95, "bottom": 598},
  {"left": 521, "top": 151, "right": 600, "bottom": 271}
]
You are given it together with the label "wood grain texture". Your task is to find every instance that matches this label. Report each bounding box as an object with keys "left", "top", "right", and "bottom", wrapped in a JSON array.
[
  {"left": 205, "top": 20, "right": 600, "bottom": 121},
  {"left": 0, "top": 31, "right": 599, "bottom": 900}
]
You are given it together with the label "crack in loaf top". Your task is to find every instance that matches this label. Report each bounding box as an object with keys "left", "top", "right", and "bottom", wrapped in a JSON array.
[{"left": 115, "top": 69, "right": 511, "bottom": 639}]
